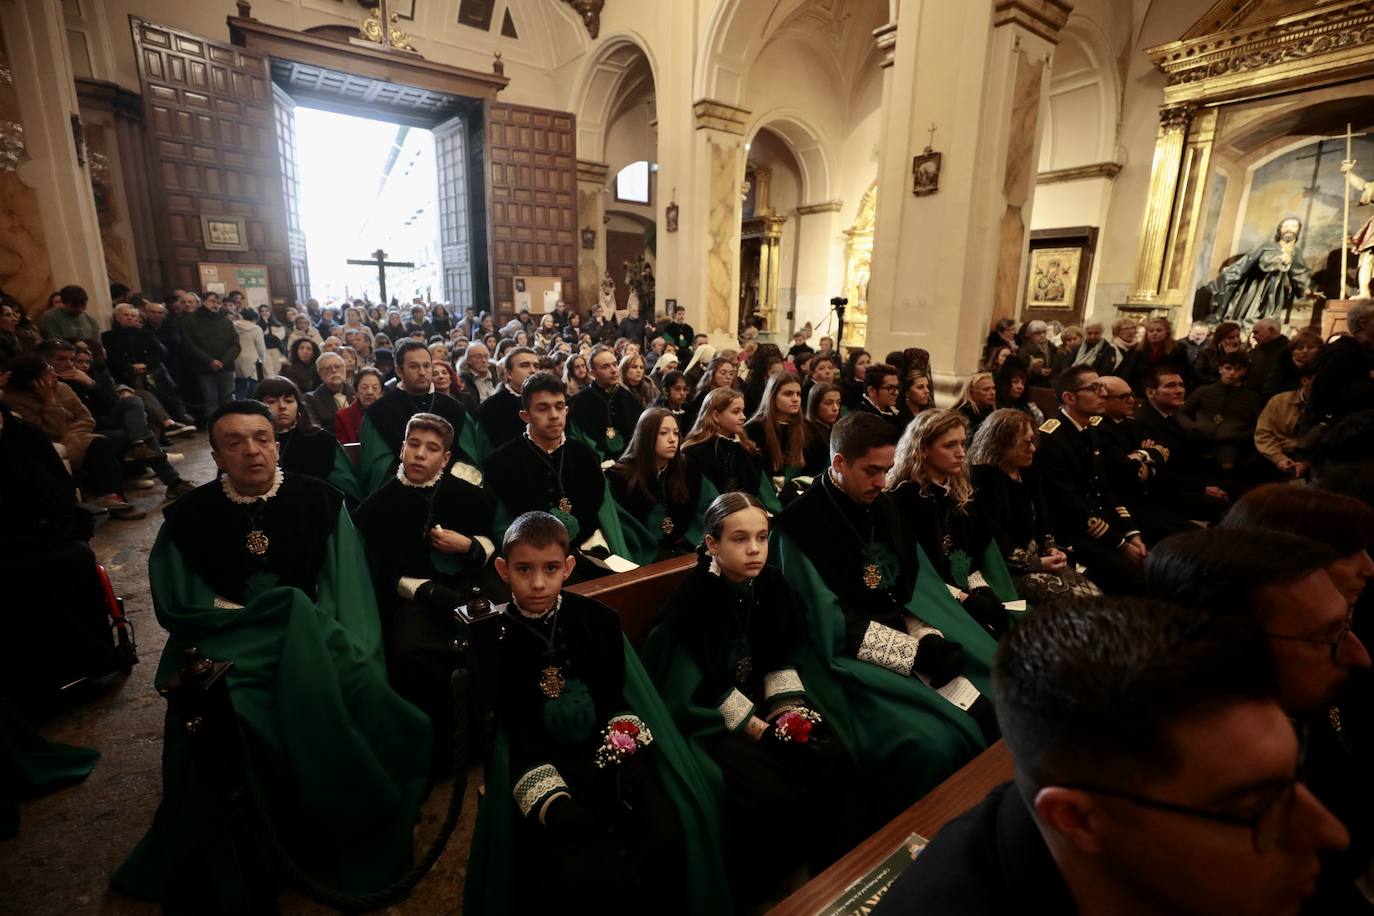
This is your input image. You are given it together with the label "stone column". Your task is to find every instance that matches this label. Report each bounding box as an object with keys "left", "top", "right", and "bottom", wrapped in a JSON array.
[
  {"left": 792, "top": 200, "right": 845, "bottom": 338},
  {"left": 575, "top": 158, "right": 609, "bottom": 312},
  {"left": 689, "top": 99, "right": 750, "bottom": 338},
  {"left": 865, "top": 0, "right": 1069, "bottom": 382},
  {"left": 1128, "top": 106, "right": 1194, "bottom": 306},
  {"left": 0, "top": 0, "right": 109, "bottom": 324}
]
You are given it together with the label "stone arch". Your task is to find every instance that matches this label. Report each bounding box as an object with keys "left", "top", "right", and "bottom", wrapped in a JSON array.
[
  {"left": 1041, "top": 16, "right": 1121, "bottom": 170},
  {"left": 744, "top": 109, "right": 834, "bottom": 203},
  {"left": 696, "top": 0, "right": 811, "bottom": 105},
  {"left": 569, "top": 32, "right": 658, "bottom": 163}
]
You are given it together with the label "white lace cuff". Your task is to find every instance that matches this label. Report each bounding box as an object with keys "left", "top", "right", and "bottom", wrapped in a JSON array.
[
  {"left": 717, "top": 688, "right": 755, "bottom": 732},
  {"left": 763, "top": 668, "right": 805, "bottom": 702},
  {"left": 513, "top": 764, "right": 568, "bottom": 820},
  {"left": 856, "top": 622, "right": 919, "bottom": 676}
]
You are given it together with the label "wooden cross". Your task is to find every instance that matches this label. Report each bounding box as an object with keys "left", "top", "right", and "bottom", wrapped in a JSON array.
[{"left": 346, "top": 248, "right": 414, "bottom": 305}]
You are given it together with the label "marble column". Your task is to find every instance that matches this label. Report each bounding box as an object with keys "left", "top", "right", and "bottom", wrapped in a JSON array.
[
  {"left": 689, "top": 99, "right": 750, "bottom": 338},
  {"left": 0, "top": 0, "right": 109, "bottom": 325},
  {"left": 865, "top": 0, "right": 1068, "bottom": 383},
  {"left": 575, "top": 158, "right": 609, "bottom": 312},
  {"left": 792, "top": 200, "right": 844, "bottom": 337}
]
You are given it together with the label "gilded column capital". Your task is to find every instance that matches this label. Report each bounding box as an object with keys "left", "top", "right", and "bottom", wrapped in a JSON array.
[
  {"left": 576, "top": 159, "right": 609, "bottom": 184},
  {"left": 992, "top": 0, "right": 1073, "bottom": 45},
  {"left": 693, "top": 99, "right": 751, "bottom": 135},
  {"left": 872, "top": 23, "right": 898, "bottom": 69},
  {"left": 1159, "top": 106, "right": 1194, "bottom": 132}
]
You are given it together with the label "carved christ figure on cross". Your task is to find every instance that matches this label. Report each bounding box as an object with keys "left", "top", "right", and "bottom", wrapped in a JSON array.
[
  {"left": 347, "top": 248, "right": 415, "bottom": 306},
  {"left": 1340, "top": 159, "right": 1374, "bottom": 300}
]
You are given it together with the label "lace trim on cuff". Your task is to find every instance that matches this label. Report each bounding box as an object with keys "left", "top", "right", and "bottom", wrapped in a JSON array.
[
  {"left": 763, "top": 668, "right": 805, "bottom": 701},
  {"left": 513, "top": 764, "right": 568, "bottom": 819},
  {"left": 856, "top": 622, "right": 919, "bottom": 676},
  {"left": 717, "top": 689, "right": 755, "bottom": 732}
]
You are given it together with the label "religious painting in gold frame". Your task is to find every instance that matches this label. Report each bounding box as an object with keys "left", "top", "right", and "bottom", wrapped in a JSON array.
[{"left": 1026, "top": 247, "right": 1081, "bottom": 311}]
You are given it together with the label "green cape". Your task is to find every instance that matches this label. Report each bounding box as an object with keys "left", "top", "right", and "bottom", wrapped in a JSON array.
[
  {"left": 463, "top": 634, "right": 732, "bottom": 915},
  {"left": 612, "top": 477, "right": 716, "bottom": 566},
  {"left": 327, "top": 439, "right": 364, "bottom": 504},
  {"left": 358, "top": 413, "right": 489, "bottom": 495},
  {"left": 776, "top": 536, "right": 987, "bottom": 827},
  {"left": 1, "top": 700, "right": 99, "bottom": 838},
  {"left": 112, "top": 509, "right": 432, "bottom": 905},
  {"left": 490, "top": 476, "right": 634, "bottom": 561}
]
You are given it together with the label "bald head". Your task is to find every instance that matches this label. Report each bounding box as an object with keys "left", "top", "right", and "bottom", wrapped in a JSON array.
[
  {"left": 1099, "top": 375, "right": 1135, "bottom": 421},
  {"left": 1252, "top": 319, "right": 1282, "bottom": 344}
]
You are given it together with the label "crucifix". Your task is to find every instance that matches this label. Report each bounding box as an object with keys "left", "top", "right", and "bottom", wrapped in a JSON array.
[
  {"left": 925, "top": 122, "right": 938, "bottom": 153},
  {"left": 347, "top": 248, "right": 414, "bottom": 305}
]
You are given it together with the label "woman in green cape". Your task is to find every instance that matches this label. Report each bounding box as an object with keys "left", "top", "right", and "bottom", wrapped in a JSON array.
[
  {"left": 643, "top": 493, "right": 853, "bottom": 904},
  {"left": 744, "top": 371, "right": 813, "bottom": 507},
  {"left": 682, "top": 387, "right": 782, "bottom": 513},
  {"left": 607, "top": 407, "right": 715, "bottom": 566},
  {"left": 888, "top": 409, "right": 1025, "bottom": 645}
]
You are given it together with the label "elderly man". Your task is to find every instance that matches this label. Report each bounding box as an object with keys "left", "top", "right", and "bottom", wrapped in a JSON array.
[
  {"left": 1309, "top": 299, "right": 1374, "bottom": 426},
  {"left": 457, "top": 341, "right": 496, "bottom": 411},
  {"left": 359, "top": 339, "right": 482, "bottom": 493},
  {"left": 1095, "top": 375, "right": 1194, "bottom": 541},
  {"left": 179, "top": 292, "right": 239, "bottom": 422},
  {"left": 304, "top": 351, "right": 354, "bottom": 433},
  {"left": 103, "top": 303, "right": 195, "bottom": 433},
  {"left": 1247, "top": 318, "right": 1288, "bottom": 398},
  {"left": 1071, "top": 321, "right": 1116, "bottom": 375},
  {"left": 112, "top": 400, "right": 430, "bottom": 908}
]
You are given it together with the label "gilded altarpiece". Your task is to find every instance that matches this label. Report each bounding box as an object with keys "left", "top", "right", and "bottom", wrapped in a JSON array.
[
  {"left": 1129, "top": 0, "right": 1374, "bottom": 322},
  {"left": 841, "top": 184, "right": 876, "bottom": 348}
]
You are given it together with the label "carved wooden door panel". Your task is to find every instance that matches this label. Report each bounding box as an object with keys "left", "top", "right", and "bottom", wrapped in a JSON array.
[
  {"left": 131, "top": 18, "right": 293, "bottom": 303},
  {"left": 434, "top": 114, "right": 474, "bottom": 307},
  {"left": 484, "top": 102, "right": 576, "bottom": 319},
  {"left": 272, "top": 83, "right": 309, "bottom": 303}
]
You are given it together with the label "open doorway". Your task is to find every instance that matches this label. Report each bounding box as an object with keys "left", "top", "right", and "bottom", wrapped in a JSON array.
[{"left": 292, "top": 107, "right": 440, "bottom": 306}]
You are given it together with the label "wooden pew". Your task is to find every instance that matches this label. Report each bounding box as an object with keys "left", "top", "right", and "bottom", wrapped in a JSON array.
[
  {"left": 767, "top": 741, "right": 1014, "bottom": 915},
  {"left": 567, "top": 553, "right": 697, "bottom": 649}
]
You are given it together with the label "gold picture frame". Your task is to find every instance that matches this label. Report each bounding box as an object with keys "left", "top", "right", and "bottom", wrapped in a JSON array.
[
  {"left": 1026, "top": 247, "right": 1082, "bottom": 310},
  {"left": 200, "top": 214, "right": 248, "bottom": 252}
]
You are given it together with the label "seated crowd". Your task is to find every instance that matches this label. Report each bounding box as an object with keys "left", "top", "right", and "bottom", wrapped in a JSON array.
[{"left": 4, "top": 283, "right": 1374, "bottom": 914}]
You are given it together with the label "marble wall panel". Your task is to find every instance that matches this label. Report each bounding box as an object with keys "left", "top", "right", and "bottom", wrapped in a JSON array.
[
  {"left": 0, "top": 19, "right": 54, "bottom": 316},
  {"left": 706, "top": 135, "right": 739, "bottom": 334}
]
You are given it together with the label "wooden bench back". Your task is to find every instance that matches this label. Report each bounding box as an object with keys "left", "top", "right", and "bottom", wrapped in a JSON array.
[
  {"left": 342, "top": 442, "right": 361, "bottom": 466},
  {"left": 1029, "top": 386, "right": 1060, "bottom": 419},
  {"left": 567, "top": 553, "right": 697, "bottom": 649}
]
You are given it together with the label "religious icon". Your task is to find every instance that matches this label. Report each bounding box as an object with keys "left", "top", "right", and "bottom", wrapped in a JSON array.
[
  {"left": 539, "top": 665, "right": 566, "bottom": 699},
  {"left": 1026, "top": 247, "right": 1082, "bottom": 310},
  {"left": 581, "top": 227, "right": 597, "bottom": 250},
  {"left": 245, "top": 529, "right": 270, "bottom": 556},
  {"left": 666, "top": 200, "right": 679, "bottom": 233},
  {"left": 913, "top": 150, "right": 942, "bottom": 196}
]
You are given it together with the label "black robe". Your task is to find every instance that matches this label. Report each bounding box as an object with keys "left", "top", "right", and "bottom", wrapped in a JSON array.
[
  {"left": 568, "top": 383, "right": 642, "bottom": 460},
  {"left": 277, "top": 424, "right": 339, "bottom": 487},
  {"left": 483, "top": 435, "right": 607, "bottom": 543},
  {"left": 365, "top": 386, "right": 475, "bottom": 467},
  {"left": 475, "top": 385, "right": 525, "bottom": 450},
  {"left": 162, "top": 474, "right": 343, "bottom": 605},
  {"left": 889, "top": 480, "right": 992, "bottom": 587},
  {"left": 352, "top": 473, "right": 496, "bottom": 768},
  {"left": 605, "top": 463, "right": 699, "bottom": 560},
  {"left": 497, "top": 592, "right": 682, "bottom": 909},
  {"left": 683, "top": 436, "right": 764, "bottom": 496}
]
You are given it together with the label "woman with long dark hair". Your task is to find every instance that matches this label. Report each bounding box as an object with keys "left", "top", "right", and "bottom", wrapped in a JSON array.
[
  {"left": 252, "top": 376, "right": 360, "bottom": 503},
  {"left": 744, "top": 371, "right": 807, "bottom": 501},
  {"left": 282, "top": 337, "right": 321, "bottom": 395},
  {"left": 644, "top": 492, "right": 848, "bottom": 903},
  {"left": 607, "top": 407, "right": 703, "bottom": 564},
  {"left": 651, "top": 369, "right": 690, "bottom": 418},
  {"left": 994, "top": 358, "right": 1043, "bottom": 425},
  {"left": 840, "top": 349, "right": 870, "bottom": 409},
  {"left": 429, "top": 304, "right": 453, "bottom": 338},
  {"left": 803, "top": 381, "right": 843, "bottom": 474},
  {"left": 742, "top": 343, "right": 784, "bottom": 417}
]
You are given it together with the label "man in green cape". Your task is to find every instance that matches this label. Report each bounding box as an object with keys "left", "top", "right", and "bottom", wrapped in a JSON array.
[
  {"left": 357, "top": 340, "right": 487, "bottom": 494},
  {"left": 112, "top": 401, "right": 431, "bottom": 910},
  {"left": 774, "top": 413, "right": 995, "bottom": 828},
  {"left": 566, "top": 345, "right": 643, "bottom": 463}
]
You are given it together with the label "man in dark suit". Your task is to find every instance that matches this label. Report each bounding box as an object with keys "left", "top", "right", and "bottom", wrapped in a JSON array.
[
  {"left": 1032, "top": 366, "right": 1147, "bottom": 594},
  {"left": 874, "top": 594, "right": 1348, "bottom": 916},
  {"left": 853, "top": 363, "right": 905, "bottom": 433},
  {"left": 475, "top": 346, "right": 540, "bottom": 449},
  {"left": 103, "top": 303, "right": 193, "bottom": 428},
  {"left": 1095, "top": 375, "right": 1196, "bottom": 541},
  {"left": 1309, "top": 300, "right": 1374, "bottom": 427},
  {"left": 1132, "top": 366, "right": 1234, "bottom": 522},
  {"left": 304, "top": 351, "right": 353, "bottom": 433},
  {"left": 1246, "top": 318, "right": 1288, "bottom": 399}
]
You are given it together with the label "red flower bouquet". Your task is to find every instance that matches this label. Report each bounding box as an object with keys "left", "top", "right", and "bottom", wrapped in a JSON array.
[
  {"left": 773, "top": 706, "right": 823, "bottom": 744},
  {"left": 594, "top": 714, "right": 654, "bottom": 768}
]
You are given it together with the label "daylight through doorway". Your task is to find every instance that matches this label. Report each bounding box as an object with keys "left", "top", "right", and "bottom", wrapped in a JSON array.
[{"left": 293, "top": 106, "right": 440, "bottom": 306}]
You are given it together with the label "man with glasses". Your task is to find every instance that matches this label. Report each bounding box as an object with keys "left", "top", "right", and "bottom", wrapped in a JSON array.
[
  {"left": 875, "top": 594, "right": 1349, "bottom": 916},
  {"left": 1148, "top": 527, "right": 1374, "bottom": 914},
  {"left": 855, "top": 363, "right": 905, "bottom": 432},
  {"left": 1095, "top": 375, "right": 1195, "bottom": 542},
  {"left": 1033, "top": 365, "right": 1148, "bottom": 594}
]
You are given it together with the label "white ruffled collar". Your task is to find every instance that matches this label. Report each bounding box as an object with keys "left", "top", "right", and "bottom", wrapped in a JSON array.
[
  {"left": 221, "top": 467, "right": 283, "bottom": 504},
  {"left": 396, "top": 464, "right": 443, "bottom": 488},
  {"left": 513, "top": 593, "right": 562, "bottom": 619}
]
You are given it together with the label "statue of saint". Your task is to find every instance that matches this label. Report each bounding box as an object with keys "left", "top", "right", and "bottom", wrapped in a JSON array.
[
  {"left": 598, "top": 270, "right": 616, "bottom": 313},
  {"left": 1207, "top": 217, "right": 1317, "bottom": 325},
  {"left": 1340, "top": 160, "right": 1374, "bottom": 299}
]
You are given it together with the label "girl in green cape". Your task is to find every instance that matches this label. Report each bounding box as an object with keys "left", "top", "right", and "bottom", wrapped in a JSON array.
[
  {"left": 607, "top": 407, "right": 714, "bottom": 566},
  {"left": 745, "top": 371, "right": 813, "bottom": 507},
  {"left": 682, "top": 387, "right": 782, "bottom": 513}
]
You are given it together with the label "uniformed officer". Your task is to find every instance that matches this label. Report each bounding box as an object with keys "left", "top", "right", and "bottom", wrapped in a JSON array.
[
  {"left": 1094, "top": 376, "right": 1195, "bottom": 543},
  {"left": 1031, "top": 366, "right": 1148, "bottom": 594}
]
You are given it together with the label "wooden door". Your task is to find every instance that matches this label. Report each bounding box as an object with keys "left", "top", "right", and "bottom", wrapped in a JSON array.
[
  {"left": 434, "top": 114, "right": 474, "bottom": 307},
  {"left": 131, "top": 18, "right": 294, "bottom": 304},
  {"left": 272, "top": 83, "right": 309, "bottom": 303},
  {"left": 484, "top": 102, "right": 576, "bottom": 319}
]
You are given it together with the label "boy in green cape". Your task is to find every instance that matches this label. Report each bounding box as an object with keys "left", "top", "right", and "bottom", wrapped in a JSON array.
[{"left": 464, "top": 512, "right": 729, "bottom": 914}]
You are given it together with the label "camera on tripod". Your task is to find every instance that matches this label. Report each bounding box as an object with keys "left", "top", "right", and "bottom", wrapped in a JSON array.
[{"left": 830, "top": 296, "right": 849, "bottom": 307}]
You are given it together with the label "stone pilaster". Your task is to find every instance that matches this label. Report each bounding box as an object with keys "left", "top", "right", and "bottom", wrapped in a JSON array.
[
  {"left": 575, "top": 158, "right": 609, "bottom": 313},
  {"left": 690, "top": 98, "right": 750, "bottom": 337}
]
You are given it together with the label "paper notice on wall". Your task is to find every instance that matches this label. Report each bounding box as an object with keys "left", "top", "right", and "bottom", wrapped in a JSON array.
[{"left": 235, "top": 267, "right": 269, "bottom": 309}]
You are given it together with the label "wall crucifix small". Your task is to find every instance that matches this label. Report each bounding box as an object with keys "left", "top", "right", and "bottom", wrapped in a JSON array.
[{"left": 914, "top": 121, "right": 941, "bottom": 197}]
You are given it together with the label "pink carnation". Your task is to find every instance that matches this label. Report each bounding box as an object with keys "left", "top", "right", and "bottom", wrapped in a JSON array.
[{"left": 609, "top": 731, "right": 637, "bottom": 753}]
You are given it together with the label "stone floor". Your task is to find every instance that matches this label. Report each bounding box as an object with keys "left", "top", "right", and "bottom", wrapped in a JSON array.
[{"left": 2, "top": 435, "right": 479, "bottom": 915}]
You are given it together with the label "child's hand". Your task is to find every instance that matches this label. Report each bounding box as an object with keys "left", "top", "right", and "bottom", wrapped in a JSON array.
[{"left": 429, "top": 524, "right": 472, "bottom": 554}]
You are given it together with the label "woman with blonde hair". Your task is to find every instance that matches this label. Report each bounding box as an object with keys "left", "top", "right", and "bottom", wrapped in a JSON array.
[
  {"left": 618, "top": 351, "right": 659, "bottom": 407},
  {"left": 952, "top": 371, "right": 997, "bottom": 437},
  {"left": 889, "top": 409, "right": 1019, "bottom": 638},
  {"left": 684, "top": 386, "right": 772, "bottom": 507}
]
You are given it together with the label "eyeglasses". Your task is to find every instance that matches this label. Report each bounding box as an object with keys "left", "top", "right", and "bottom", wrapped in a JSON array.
[
  {"left": 1102, "top": 392, "right": 1135, "bottom": 401},
  {"left": 1267, "top": 611, "right": 1355, "bottom": 661},
  {"left": 877, "top": 384, "right": 900, "bottom": 392},
  {"left": 1059, "top": 779, "right": 1300, "bottom": 853},
  {"left": 1070, "top": 382, "right": 1106, "bottom": 394}
]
